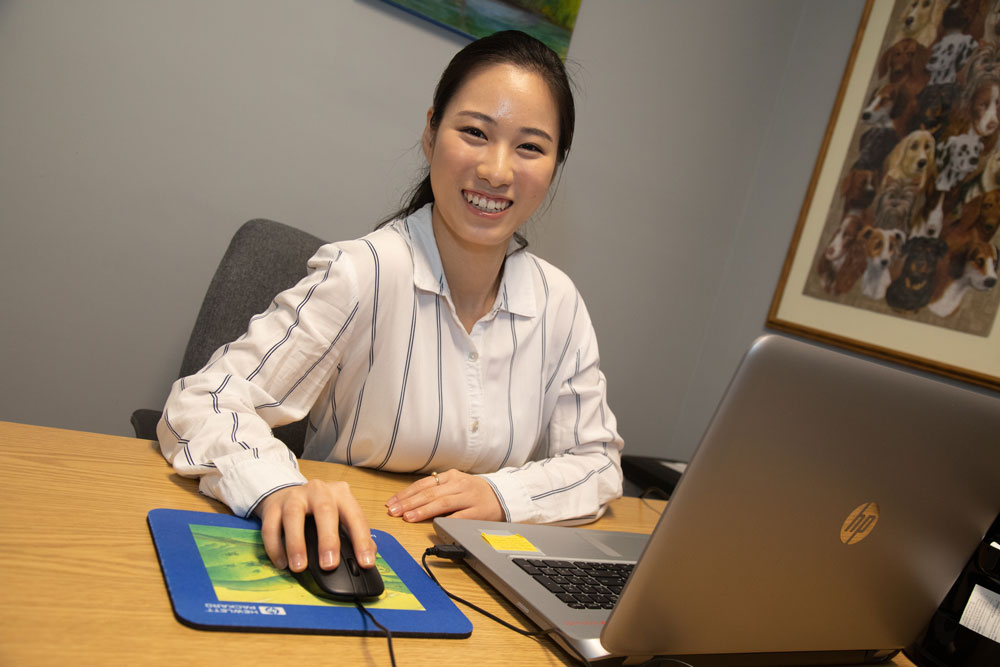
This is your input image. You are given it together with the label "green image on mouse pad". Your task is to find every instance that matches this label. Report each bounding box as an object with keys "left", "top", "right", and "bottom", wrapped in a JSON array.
[{"left": 189, "top": 524, "right": 424, "bottom": 611}]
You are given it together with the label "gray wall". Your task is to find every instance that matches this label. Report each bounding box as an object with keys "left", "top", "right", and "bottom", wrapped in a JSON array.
[{"left": 0, "top": 0, "right": 866, "bottom": 461}]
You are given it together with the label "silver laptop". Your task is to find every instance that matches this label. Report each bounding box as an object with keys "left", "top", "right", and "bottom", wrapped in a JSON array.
[{"left": 434, "top": 334, "right": 1000, "bottom": 665}]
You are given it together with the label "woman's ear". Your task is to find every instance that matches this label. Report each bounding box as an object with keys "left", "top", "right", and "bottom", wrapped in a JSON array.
[{"left": 421, "top": 107, "right": 435, "bottom": 161}]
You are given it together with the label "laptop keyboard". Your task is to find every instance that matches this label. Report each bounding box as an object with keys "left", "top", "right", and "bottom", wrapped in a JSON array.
[{"left": 513, "top": 558, "right": 634, "bottom": 610}]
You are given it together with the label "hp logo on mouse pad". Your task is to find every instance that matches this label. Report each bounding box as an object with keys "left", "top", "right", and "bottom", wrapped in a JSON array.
[{"left": 840, "top": 502, "right": 880, "bottom": 545}]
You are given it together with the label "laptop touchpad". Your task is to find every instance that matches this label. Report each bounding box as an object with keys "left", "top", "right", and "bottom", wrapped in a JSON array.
[{"left": 577, "top": 530, "right": 648, "bottom": 560}]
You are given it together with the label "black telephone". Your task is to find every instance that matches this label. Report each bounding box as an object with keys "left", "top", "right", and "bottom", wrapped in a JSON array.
[{"left": 906, "top": 514, "right": 1000, "bottom": 666}]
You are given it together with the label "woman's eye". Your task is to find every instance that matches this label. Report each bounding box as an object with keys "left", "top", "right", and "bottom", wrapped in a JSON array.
[
  {"left": 519, "top": 143, "right": 543, "bottom": 154},
  {"left": 461, "top": 127, "right": 486, "bottom": 139}
]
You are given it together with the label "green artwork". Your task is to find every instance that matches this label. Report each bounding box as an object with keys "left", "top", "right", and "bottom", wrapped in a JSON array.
[
  {"left": 385, "top": 0, "right": 580, "bottom": 60},
  {"left": 189, "top": 524, "right": 424, "bottom": 611}
]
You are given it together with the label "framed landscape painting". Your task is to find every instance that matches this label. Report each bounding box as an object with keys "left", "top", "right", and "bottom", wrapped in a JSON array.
[{"left": 382, "top": 0, "right": 580, "bottom": 60}]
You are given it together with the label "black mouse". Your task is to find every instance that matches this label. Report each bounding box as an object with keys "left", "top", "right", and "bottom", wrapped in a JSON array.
[{"left": 299, "top": 515, "right": 384, "bottom": 600}]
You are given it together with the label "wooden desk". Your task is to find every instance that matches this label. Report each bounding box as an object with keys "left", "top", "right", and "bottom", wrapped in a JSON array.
[{"left": 0, "top": 421, "right": 916, "bottom": 666}]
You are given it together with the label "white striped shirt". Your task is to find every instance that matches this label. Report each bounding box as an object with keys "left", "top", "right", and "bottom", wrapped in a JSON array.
[{"left": 157, "top": 204, "right": 624, "bottom": 523}]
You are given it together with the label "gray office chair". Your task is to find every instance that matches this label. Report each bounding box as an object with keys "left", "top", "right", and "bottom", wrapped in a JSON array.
[{"left": 131, "top": 218, "right": 327, "bottom": 457}]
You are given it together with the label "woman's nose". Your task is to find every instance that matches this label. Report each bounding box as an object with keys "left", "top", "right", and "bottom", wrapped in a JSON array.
[{"left": 476, "top": 145, "right": 513, "bottom": 187}]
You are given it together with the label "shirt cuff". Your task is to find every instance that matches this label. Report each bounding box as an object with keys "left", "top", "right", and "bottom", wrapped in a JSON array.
[
  {"left": 210, "top": 447, "right": 308, "bottom": 518},
  {"left": 479, "top": 470, "right": 539, "bottom": 524}
]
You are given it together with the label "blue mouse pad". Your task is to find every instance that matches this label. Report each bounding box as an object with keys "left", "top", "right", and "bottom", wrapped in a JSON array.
[{"left": 148, "top": 508, "right": 471, "bottom": 637}]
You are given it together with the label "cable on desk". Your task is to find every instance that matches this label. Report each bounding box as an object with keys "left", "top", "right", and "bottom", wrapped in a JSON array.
[
  {"left": 422, "top": 545, "right": 590, "bottom": 665},
  {"left": 638, "top": 487, "right": 669, "bottom": 514},
  {"left": 355, "top": 599, "right": 396, "bottom": 667}
]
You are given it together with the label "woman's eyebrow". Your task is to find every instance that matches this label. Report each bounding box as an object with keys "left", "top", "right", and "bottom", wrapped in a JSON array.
[{"left": 455, "top": 110, "right": 554, "bottom": 143}]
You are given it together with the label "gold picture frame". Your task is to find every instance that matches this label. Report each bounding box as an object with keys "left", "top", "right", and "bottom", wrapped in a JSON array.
[{"left": 768, "top": 0, "right": 1000, "bottom": 392}]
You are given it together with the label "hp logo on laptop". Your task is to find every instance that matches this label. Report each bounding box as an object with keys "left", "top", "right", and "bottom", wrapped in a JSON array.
[{"left": 840, "top": 502, "right": 880, "bottom": 545}]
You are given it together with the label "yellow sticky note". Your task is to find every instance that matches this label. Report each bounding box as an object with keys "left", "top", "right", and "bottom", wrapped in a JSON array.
[{"left": 481, "top": 532, "right": 540, "bottom": 553}]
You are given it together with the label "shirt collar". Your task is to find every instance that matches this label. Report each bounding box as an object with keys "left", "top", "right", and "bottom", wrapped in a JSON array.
[{"left": 402, "top": 203, "right": 538, "bottom": 318}]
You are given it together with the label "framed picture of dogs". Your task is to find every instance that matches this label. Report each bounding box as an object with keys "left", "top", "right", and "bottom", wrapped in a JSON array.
[{"left": 769, "top": 0, "right": 1000, "bottom": 392}]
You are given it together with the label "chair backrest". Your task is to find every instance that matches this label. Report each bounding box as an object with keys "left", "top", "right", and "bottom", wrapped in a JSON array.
[
  {"left": 180, "top": 218, "right": 326, "bottom": 455},
  {"left": 180, "top": 218, "right": 327, "bottom": 377}
]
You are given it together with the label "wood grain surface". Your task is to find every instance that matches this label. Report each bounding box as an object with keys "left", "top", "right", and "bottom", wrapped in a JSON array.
[{"left": 0, "top": 421, "right": 915, "bottom": 666}]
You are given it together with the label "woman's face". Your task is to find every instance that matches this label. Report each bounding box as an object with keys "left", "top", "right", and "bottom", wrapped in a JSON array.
[{"left": 423, "top": 63, "right": 560, "bottom": 254}]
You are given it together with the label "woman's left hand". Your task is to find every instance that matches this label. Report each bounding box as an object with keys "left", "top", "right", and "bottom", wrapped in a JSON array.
[{"left": 385, "top": 470, "right": 504, "bottom": 522}]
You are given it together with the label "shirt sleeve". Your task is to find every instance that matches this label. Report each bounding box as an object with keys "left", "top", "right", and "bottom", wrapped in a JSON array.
[
  {"left": 480, "top": 297, "right": 624, "bottom": 524},
  {"left": 156, "top": 243, "right": 364, "bottom": 518}
]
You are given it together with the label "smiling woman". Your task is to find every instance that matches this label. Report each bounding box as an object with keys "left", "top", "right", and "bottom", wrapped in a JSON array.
[
  {"left": 157, "top": 30, "right": 623, "bottom": 584},
  {"left": 424, "top": 63, "right": 561, "bottom": 329}
]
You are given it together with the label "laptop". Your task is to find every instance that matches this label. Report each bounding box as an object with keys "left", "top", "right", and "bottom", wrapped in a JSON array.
[{"left": 434, "top": 334, "right": 1000, "bottom": 665}]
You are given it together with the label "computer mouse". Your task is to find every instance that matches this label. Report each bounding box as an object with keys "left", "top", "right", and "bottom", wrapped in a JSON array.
[{"left": 299, "top": 515, "right": 384, "bottom": 601}]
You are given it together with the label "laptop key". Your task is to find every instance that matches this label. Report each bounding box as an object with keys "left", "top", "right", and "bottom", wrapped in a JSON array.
[
  {"left": 534, "top": 576, "right": 565, "bottom": 593},
  {"left": 513, "top": 559, "right": 542, "bottom": 576},
  {"left": 526, "top": 558, "right": 636, "bottom": 608}
]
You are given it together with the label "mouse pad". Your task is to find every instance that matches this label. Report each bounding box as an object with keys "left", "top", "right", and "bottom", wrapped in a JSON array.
[{"left": 148, "top": 509, "right": 472, "bottom": 637}]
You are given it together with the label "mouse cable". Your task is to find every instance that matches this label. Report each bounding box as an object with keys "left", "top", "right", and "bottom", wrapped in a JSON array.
[
  {"left": 354, "top": 599, "right": 396, "bottom": 667},
  {"left": 422, "top": 546, "right": 591, "bottom": 665},
  {"left": 423, "top": 547, "right": 696, "bottom": 667},
  {"left": 638, "top": 487, "right": 669, "bottom": 514}
]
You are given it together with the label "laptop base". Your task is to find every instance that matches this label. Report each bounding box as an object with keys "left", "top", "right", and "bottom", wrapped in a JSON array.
[{"left": 580, "top": 646, "right": 900, "bottom": 666}]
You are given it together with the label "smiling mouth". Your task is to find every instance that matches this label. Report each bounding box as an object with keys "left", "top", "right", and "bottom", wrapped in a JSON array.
[{"left": 464, "top": 190, "right": 512, "bottom": 213}]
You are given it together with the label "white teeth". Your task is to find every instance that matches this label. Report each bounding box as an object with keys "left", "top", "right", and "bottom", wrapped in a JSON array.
[{"left": 465, "top": 192, "right": 510, "bottom": 212}]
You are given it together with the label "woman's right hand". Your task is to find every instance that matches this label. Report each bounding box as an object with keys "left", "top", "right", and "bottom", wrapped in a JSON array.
[{"left": 254, "top": 478, "right": 376, "bottom": 573}]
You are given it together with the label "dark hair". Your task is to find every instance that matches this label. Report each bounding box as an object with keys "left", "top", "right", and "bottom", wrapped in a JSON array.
[{"left": 379, "top": 30, "right": 576, "bottom": 243}]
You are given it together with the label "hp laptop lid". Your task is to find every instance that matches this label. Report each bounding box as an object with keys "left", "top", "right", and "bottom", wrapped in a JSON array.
[{"left": 434, "top": 334, "right": 1000, "bottom": 665}]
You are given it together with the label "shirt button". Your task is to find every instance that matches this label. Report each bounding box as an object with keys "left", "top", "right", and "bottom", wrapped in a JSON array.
[
  {"left": 471, "top": 420, "right": 479, "bottom": 433},
  {"left": 469, "top": 351, "right": 479, "bottom": 361}
]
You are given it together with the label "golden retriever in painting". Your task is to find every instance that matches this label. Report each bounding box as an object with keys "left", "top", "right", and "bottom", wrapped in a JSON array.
[{"left": 883, "top": 129, "right": 937, "bottom": 190}]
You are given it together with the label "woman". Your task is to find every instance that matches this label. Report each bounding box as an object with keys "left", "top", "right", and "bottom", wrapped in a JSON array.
[{"left": 158, "top": 30, "right": 623, "bottom": 578}]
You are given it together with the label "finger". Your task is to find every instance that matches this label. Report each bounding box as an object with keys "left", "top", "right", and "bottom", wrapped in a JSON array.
[
  {"left": 402, "top": 491, "right": 464, "bottom": 523},
  {"left": 281, "top": 501, "right": 308, "bottom": 573},
  {"left": 259, "top": 502, "right": 288, "bottom": 570},
  {"left": 389, "top": 484, "right": 447, "bottom": 518},
  {"left": 389, "top": 471, "right": 459, "bottom": 516},
  {"left": 388, "top": 473, "right": 440, "bottom": 507},
  {"left": 336, "top": 487, "right": 377, "bottom": 568},
  {"left": 310, "top": 500, "right": 340, "bottom": 571}
]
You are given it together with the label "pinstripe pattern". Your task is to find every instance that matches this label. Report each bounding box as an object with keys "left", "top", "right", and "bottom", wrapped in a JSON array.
[
  {"left": 345, "top": 241, "right": 380, "bottom": 465},
  {"left": 375, "top": 288, "right": 418, "bottom": 470},
  {"left": 531, "top": 257, "right": 549, "bottom": 438},
  {"left": 230, "top": 412, "right": 250, "bottom": 450},
  {"left": 254, "top": 302, "right": 359, "bottom": 410},
  {"left": 158, "top": 205, "right": 623, "bottom": 524},
  {"left": 162, "top": 410, "right": 188, "bottom": 445},
  {"left": 246, "top": 260, "right": 335, "bottom": 383},
  {"left": 571, "top": 351, "right": 582, "bottom": 448},
  {"left": 210, "top": 375, "right": 232, "bottom": 414},
  {"left": 416, "top": 295, "right": 445, "bottom": 473},
  {"left": 499, "top": 297, "right": 517, "bottom": 469},
  {"left": 483, "top": 476, "right": 511, "bottom": 521},
  {"left": 331, "top": 363, "right": 342, "bottom": 440},
  {"left": 545, "top": 290, "right": 578, "bottom": 393},
  {"left": 530, "top": 459, "right": 616, "bottom": 502}
]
